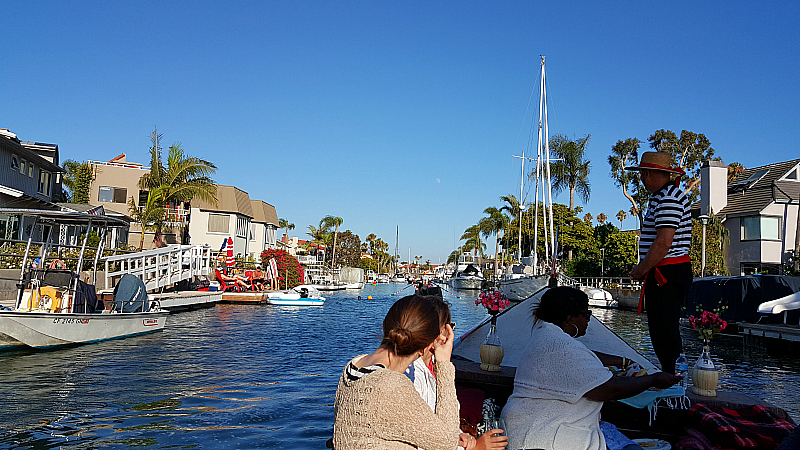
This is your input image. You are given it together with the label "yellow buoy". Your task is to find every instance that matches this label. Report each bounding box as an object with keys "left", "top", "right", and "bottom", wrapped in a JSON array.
[{"left": 367, "top": 295, "right": 372, "bottom": 300}]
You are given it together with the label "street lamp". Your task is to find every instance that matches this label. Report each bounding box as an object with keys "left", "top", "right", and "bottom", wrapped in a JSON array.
[{"left": 699, "top": 214, "right": 709, "bottom": 277}]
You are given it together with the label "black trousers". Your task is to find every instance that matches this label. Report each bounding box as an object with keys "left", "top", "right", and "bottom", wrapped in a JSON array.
[{"left": 644, "top": 261, "right": 692, "bottom": 374}]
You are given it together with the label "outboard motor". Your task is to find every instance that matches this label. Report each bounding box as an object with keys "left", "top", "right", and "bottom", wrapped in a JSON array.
[
  {"left": 112, "top": 274, "right": 149, "bottom": 312},
  {"left": 299, "top": 288, "right": 309, "bottom": 298}
]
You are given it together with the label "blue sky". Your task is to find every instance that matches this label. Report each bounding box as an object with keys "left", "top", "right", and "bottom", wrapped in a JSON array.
[{"left": 3, "top": 2, "right": 799, "bottom": 263}]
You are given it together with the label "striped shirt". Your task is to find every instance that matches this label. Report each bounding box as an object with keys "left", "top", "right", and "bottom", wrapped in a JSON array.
[
  {"left": 345, "top": 361, "right": 386, "bottom": 382},
  {"left": 639, "top": 183, "right": 691, "bottom": 260}
]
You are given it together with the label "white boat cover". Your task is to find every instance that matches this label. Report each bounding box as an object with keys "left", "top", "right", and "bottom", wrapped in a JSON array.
[{"left": 453, "top": 288, "right": 657, "bottom": 371}]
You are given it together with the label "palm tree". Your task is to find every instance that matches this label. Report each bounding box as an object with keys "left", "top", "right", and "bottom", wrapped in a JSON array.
[
  {"left": 596, "top": 213, "right": 607, "bottom": 225},
  {"left": 278, "top": 218, "right": 295, "bottom": 240},
  {"left": 616, "top": 210, "right": 627, "bottom": 229},
  {"left": 127, "top": 196, "right": 165, "bottom": 251},
  {"left": 461, "top": 224, "right": 485, "bottom": 257},
  {"left": 322, "top": 216, "right": 343, "bottom": 269},
  {"left": 583, "top": 213, "right": 593, "bottom": 224},
  {"left": 479, "top": 206, "right": 509, "bottom": 277},
  {"left": 134, "top": 130, "right": 217, "bottom": 249},
  {"left": 548, "top": 134, "right": 591, "bottom": 211}
]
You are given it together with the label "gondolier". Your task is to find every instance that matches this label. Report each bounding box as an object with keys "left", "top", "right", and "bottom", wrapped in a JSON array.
[{"left": 627, "top": 151, "right": 692, "bottom": 374}]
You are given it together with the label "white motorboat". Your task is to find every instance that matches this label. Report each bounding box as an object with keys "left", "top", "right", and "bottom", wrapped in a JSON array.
[
  {"left": 390, "top": 273, "right": 406, "bottom": 283},
  {"left": 447, "top": 253, "right": 486, "bottom": 290},
  {"left": 0, "top": 209, "right": 167, "bottom": 350},
  {"left": 584, "top": 287, "right": 619, "bottom": 308},
  {"left": 267, "top": 285, "right": 325, "bottom": 306},
  {"left": 338, "top": 267, "right": 365, "bottom": 290},
  {"left": 497, "top": 273, "right": 550, "bottom": 301},
  {"left": 376, "top": 273, "right": 390, "bottom": 284}
]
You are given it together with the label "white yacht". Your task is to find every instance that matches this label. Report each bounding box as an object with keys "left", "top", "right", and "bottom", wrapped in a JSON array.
[{"left": 447, "top": 253, "right": 485, "bottom": 290}]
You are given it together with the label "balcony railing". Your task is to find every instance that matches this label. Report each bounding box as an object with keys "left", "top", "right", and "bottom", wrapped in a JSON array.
[{"left": 133, "top": 206, "right": 189, "bottom": 226}]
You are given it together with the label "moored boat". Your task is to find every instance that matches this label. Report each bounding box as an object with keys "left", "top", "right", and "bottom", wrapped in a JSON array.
[
  {"left": 447, "top": 253, "right": 486, "bottom": 290},
  {"left": 0, "top": 209, "right": 167, "bottom": 349},
  {"left": 267, "top": 285, "right": 325, "bottom": 306}
]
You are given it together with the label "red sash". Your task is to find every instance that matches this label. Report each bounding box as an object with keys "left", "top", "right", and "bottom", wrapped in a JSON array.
[{"left": 637, "top": 255, "right": 691, "bottom": 313}]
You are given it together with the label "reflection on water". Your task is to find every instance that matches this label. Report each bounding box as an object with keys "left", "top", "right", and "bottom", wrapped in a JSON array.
[{"left": 0, "top": 285, "right": 798, "bottom": 449}]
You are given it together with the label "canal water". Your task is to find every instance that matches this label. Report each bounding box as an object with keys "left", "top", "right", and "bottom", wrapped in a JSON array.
[{"left": 1, "top": 283, "right": 798, "bottom": 449}]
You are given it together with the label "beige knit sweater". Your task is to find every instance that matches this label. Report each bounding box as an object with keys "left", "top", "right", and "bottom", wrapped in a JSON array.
[{"left": 333, "top": 355, "right": 461, "bottom": 450}]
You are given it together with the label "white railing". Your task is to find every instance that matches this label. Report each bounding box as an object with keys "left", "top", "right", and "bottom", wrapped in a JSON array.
[
  {"left": 89, "top": 160, "right": 150, "bottom": 170},
  {"left": 133, "top": 206, "right": 189, "bottom": 226},
  {"left": 297, "top": 254, "right": 323, "bottom": 265},
  {"left": 102, "top": 244, "right": 212, "bottom": 291}
]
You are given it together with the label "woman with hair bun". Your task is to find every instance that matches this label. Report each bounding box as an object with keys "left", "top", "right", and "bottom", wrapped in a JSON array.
[{"left": 333, "top": 294, "right": 460, "bottom": 450}]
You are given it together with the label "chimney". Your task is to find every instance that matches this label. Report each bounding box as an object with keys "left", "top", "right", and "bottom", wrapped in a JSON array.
[{"left": 701, "top": 160, "right": 727, "bottom": 216}]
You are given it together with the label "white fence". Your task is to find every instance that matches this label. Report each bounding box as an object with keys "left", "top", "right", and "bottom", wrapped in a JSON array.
[{"left": 102, "top": 244, "right": 212, "bottom": 292}]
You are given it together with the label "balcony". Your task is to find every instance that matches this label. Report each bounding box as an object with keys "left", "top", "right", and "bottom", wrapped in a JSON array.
[{"left": 134, "top": 206, "right": 189, "bottom": 226}]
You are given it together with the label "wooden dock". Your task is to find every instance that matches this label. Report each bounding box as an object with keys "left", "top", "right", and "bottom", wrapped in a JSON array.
[
  {"left": 220, "top": 292, "right": 269, "bottom": 304},
  {"left": 739, "top": 321, "right": 800, "bottom": 349}
]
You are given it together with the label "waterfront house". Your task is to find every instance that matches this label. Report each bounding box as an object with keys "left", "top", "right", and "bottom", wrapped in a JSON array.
[
  {"left": 699, "top": 158, "right": 800, "bottom": 275},
  {"left": 88, "top": 155, "right": 280, "bottom": 258},
  {"left": 249, "top": 199, "right": 280, "bottom": 258},
  {"left": 0, "top": 129, "right": 64, "bottom": 242}
]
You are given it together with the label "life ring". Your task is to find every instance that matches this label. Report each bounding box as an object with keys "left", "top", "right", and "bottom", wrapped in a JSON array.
[{"left": 49, "top": 259, "right": 66, "bottom": 270}]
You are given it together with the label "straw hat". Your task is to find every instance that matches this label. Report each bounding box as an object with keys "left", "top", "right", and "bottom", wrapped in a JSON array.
[{"left": 625, "top": 151, "right": 683, "bottom": 174}]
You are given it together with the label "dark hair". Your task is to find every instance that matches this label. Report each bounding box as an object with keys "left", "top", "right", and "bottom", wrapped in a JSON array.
[
  {"left": 533, "top": 286, "right": 589, "bottom": 326},
  {"left": 429, "top": 296, "right": 452, "bottom": 329},
  {"left": 381, "top": 295, "right": 442, "bottom": 356}
]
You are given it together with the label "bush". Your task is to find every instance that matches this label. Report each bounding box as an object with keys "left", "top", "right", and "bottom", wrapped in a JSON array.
[{"left": 261, "top": 249, "right": 304, "bottom": 288}]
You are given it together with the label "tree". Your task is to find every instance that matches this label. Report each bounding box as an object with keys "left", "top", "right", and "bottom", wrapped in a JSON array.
[
  {"left": 333, "top": 230, "right": 362, "bottom": 268},
  {"left": 322, "top": 216, "right": 343, "bottom": 269},
  {"left": 728, "top": 162, "right": 746, "bottom": 182},
  {"left": 307, "top": 218, "right": 330, "bottom": 243},
  {"left": 608, "top": 138, "right": 648, "bottom": 229},
  {"left": 479, "top": 206, "right": 509, "bottom": 272},
  {"left": 596, "top": 213, "right": 607, "bottom": 225},
  {"left": 548, "top": 134, "right": 591, "bottom": 211},
  {"left": 461, "top": 224, "right": 485, "bottom": 257},
  {"left": 135, "top": 129, "right": 217, "bottom": 248},
  {"left": 61, "top": 160, "right": 95, "bottom": 204},
  {"left": 689, "top": 212, "right": 729, "bottom": 276},
  {"left": 127, "top": 196, "right": 165, "bottom": 251},
  {"left": 583, "top": 213, "right": 593, "bottom": 224},
  {"left": 278, "top": 218, "right": 295, "bottom": 240},
  {"left": 447, "top": 249, "right": 460, "bottom": 264},
  {"left": 647, "top": 129, "right": 716, "bottom": 202},
  {"left": 616, "top": 210, "right": 627, "bottom": 229}
]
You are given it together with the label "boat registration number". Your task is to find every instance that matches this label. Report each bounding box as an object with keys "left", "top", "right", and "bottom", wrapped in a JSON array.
[
  {"left": 53, "top": 318, "right": 89, "bottom": 324},
  {"left": 143, "top": 319, "right": 159, "bottom": 327}
]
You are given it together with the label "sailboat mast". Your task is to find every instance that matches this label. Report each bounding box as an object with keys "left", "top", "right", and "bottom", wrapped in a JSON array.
[
  {"left": 395, "top": 226, "right": 399, "bottom": 274},
  {"left": 517, "top": 147, "right": 525, "bottom": 262}
]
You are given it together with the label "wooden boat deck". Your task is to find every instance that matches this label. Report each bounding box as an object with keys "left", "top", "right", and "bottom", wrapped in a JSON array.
[{"left": 740, "top": 321, "right": 800, "bottom": 343}]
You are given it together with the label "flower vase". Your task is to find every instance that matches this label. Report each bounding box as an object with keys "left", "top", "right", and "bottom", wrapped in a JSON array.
[
  {"left": 691, "top": 342, "right": 719, "bottom": 397},
  {"left": 480, "top": 315, "right": 504, "bottom": 372}
]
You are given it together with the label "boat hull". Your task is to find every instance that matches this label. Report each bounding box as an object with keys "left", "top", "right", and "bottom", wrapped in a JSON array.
[
  {"left": 497, "top": 275, "right": 549, "bottom": 301},
  {"left": 448, "top": 276, "right": 484, "bottom": 290},
  {"left": 0, "top": 310, "right": 168, "bottom": 349},
  {"left": 267, "top": 298, "right": 325, "bottom": 306}
]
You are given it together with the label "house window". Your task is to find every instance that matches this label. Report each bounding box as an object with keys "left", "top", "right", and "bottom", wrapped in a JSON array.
[
  {"left": 784, "top": 167, "right": 799, "bottom": 181},
  {"left": 20, "top": 159, "right": 26, "bottom": 174},
  {"left": 28, "top": 163, "right": 34, "bottom": 178},
  {"left": 38, "top": 170, "right": 51, "bottom": 196},
  {"left": 250, "top": 223, "right": 256, "bottom": 241},
  {"left": 741, "top": 216, "right": 781, "bottom": 241},
  {"left": 10, "top": 155, "right": 19, "bottom": 171},
  {"left": 97, "top": 186, "right": 127, "bottom": 203},
  {"left": 235, "top": 216, "right": 250, "bottom": 238},
  {"left": 208, "top": 213, "right": 230, "bottom": 233}
]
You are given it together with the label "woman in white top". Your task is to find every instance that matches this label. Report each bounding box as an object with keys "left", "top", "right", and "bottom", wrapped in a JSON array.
[{"left": 501, "top": 287, "right": 679, "bottom": 450}]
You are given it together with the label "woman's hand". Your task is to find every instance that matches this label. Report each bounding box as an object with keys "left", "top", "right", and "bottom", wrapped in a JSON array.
[
  {"left": 433, "top": 323, "right": 454, "bottom": 363},
  {"left": 475, "top": 430, "right": 508, "bottom": 449},
  {"left": 649, "top": 372, "right": 682, "bottom": 389}
]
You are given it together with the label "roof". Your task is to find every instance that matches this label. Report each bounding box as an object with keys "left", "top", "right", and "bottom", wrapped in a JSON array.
[
  {"left": 249, "top": 199, "right": 279, "bottom": 225},
  {"left": 0, "top": 208, "right": 128, "bottom": 227},
  {"left": 191, "top": 185, "right": 254, "bottom": 217},
  {"left": 57, "top": 203, "right": 132, "bottom": 222},
  {"left": 0, "top": 133, "right": 62, "bottom": 173},
  {"left": 718, "top": 158, "right": 800, "bottom": 218}
]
